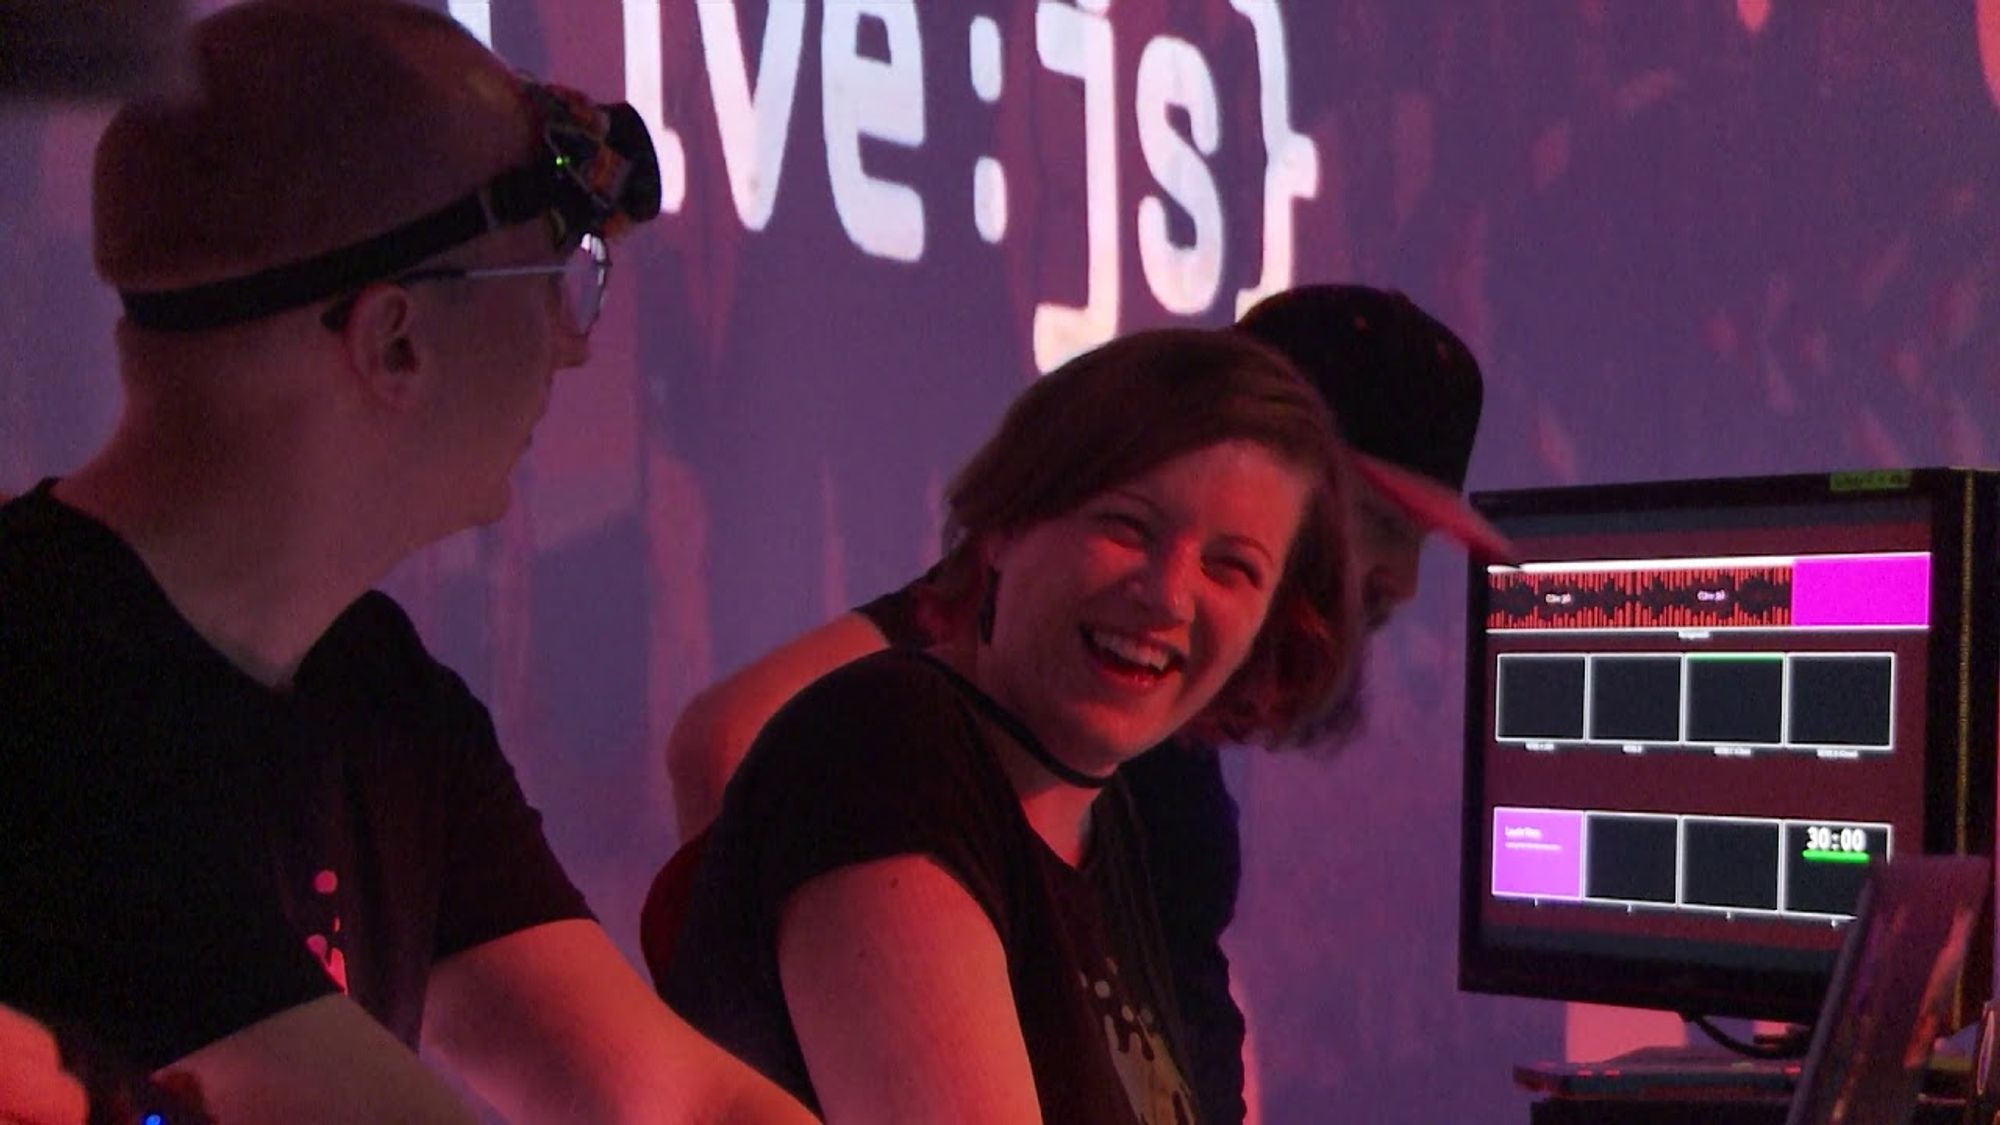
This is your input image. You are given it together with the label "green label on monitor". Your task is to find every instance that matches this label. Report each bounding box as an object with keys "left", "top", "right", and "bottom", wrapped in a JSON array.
[{"left": 1829, "top": 469, "right": 1912, "bottom": 492}]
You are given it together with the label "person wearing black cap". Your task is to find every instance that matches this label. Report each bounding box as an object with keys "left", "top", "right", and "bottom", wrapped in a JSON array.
[
  {"left": 1239, "top": 284, "right": 1511, "bottom": 628},
  {"left": 660, "top": 284, "right": 1510, "bottom": 1124},
  {"left": 0, "top": 2, "right": 811, "bottom": 1122}
]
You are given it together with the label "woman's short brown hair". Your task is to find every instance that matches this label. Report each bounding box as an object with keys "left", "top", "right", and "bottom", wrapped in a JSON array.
[{"left": 920, "top": 327, "right": 1361, "bottom": 747}]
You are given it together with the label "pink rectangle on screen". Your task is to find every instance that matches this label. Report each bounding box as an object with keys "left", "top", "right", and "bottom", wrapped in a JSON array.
[
  {"left": 1492, "top": 808, "right": 1584, "bottom": 900},
  {"left": 1791, "top": 555, "right": 1930, "bottom": 627}
]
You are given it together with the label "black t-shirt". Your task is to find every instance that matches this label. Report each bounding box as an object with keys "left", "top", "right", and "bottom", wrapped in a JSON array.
[
  {"left": 860, "top": 583, "right": 1248, "bottom": 1125},
  {"left": 664, "top": 649, "right": 1199, "bottom": 1124},
  {"left": 0, "top": 484, "right": 591, "bottom": 1070}
]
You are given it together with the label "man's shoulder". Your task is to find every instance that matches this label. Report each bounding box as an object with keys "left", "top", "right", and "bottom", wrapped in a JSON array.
[
  {"left": 0, "top": 488, "right": 151, "bottom": 664},
  {"left": 307, "top": 592, "right": 475, "bottom": 711},
  {"left": 0, "top": 485, "right": 110, "bottom": 593},
  {"left": 324, "top": 591, "right": 428, "bottom": 662}
]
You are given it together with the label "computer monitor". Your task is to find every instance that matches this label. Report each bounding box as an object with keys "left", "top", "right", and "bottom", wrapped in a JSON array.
[{"left": 1459, "top": 469, "right": 2000, "bottom": 1025}]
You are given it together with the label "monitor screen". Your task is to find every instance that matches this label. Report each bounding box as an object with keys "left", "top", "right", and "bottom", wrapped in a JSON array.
[{"left": 1459, "top": 469, "right": 1998, "bottom": 1025}]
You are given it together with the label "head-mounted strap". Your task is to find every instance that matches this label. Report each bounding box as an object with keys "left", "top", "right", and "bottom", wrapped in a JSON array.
[
  {"left": 119, "top": 77, "right": 659, "bottom": 333},
  {"left": 119, "top": 170, "right": 550, "bottom": 332}
]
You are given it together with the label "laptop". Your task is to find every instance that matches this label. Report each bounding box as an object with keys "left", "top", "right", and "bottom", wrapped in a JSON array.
[
  {"left": 1513, "top": 853, "right": 1992, "bottom": 1125},
  {"left": 1785, "top": 854, "right": 1988, "bottom": 1124}
]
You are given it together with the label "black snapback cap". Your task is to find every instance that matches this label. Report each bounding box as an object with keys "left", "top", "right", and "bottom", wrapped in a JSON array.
[{"left": 1236, "top": 284, "right": 1514, "bottom": 562}]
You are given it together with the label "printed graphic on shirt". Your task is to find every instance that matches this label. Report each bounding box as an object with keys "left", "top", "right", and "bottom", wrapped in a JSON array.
[
  {"left": 1082, "top": 956, "right": 1196, "bottom": 1125},
  {"left": 301, "top": 866, "right": 349, "bottom": 992}
]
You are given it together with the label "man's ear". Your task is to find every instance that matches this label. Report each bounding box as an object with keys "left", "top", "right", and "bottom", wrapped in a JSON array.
[{"left": 337, "top": 285, "right": 428, "bottom": 411}]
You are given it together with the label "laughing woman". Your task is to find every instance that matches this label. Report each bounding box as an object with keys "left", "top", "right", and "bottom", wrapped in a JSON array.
[{"left": 660, "top": 328, "right": 1360, "bottom": 1125}]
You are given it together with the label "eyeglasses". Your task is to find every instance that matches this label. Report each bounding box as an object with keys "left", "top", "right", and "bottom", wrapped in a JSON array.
[{"left": 320, "top": 233, "right": 611, "bottom": 336}]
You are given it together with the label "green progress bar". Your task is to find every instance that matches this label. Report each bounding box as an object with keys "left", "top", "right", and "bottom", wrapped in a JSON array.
[{"left": 1801, "top": 849, "right": 1870, "bottom": 864}]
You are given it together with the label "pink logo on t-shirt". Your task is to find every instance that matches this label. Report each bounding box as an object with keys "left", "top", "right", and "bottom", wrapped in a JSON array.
[{"left": 304, "top": 868, "right": 349, "bottom": 992}]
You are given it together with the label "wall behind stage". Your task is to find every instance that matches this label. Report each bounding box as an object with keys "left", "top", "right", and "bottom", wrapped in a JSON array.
[{"left": 6, "top": 1, "right": 2000, "bottom": 1120}]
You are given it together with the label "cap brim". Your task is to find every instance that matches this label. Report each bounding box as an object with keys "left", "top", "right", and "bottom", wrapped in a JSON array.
[{"left": 1352, "top": 454, "right": 1518, "bottom": 564}]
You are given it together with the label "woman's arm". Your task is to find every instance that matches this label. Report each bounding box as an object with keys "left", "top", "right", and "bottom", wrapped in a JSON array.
[
  {"left": 665, "top": 612, "right": 889, "bottom": 840},
  {"left": 778, "top": 855, "right": 1043, "bottom": 1125},
  {"left": 424, "top": 919, "right": 815, "bottom": 1125}
]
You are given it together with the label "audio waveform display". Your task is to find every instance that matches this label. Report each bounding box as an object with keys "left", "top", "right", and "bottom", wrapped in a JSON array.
[
  {"left": 1488, "top": 553, "right": 1932, "bottom": 631},
  {"left": 1488, "top": 565, "right": 1790, "bottom": 630}
]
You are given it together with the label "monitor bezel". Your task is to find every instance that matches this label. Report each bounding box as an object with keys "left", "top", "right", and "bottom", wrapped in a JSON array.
[{"left": 1457, "top": 468, "right": 1997, "bottom": 1026}]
